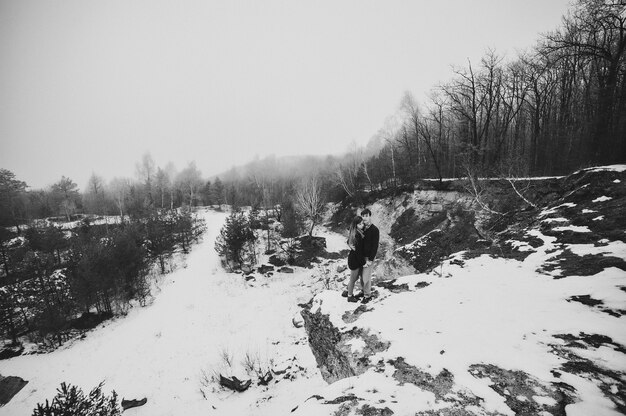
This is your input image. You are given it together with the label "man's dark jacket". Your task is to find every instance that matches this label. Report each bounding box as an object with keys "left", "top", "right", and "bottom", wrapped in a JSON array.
[{"left": 363, "top": 224, "right": 379, "bottom": 261}]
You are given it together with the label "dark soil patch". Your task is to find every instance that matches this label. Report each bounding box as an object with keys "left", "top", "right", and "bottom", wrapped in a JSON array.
[
  {"left": 550, "top": 333, "right": 626, "bottom": 413},
  {"left": 483, "top": 230, "right": 544, "bottom": 261},
  {"left": 388, "top": 357, "right": 454, "bottom": 400},
  {"left": 540, "top": 227, "right": 599, "bottom": 245},
  {"left": 70, "top": 311, "right": 113, "bottom": 331},
  {"left": 544, "top": 168, "right": 626, "bottom": 243},
  {"left": 554, "top": 332, "right": 626, "bottom": 354},
  {"left": 325, "top": 394, "right": 361, "bottom": 405},
  {"left": 322, "top": 249, "right": 350, "bottom": 261},
  {"left": 390, "top": 208, "right": 447, "bottom": 245},
  {"left": 0, "top": 343, "right": 24, "bottom": 360},
  {"left": 396, "top": 209, "right": 482, "bottom": 273},
  {"left": 549, "top": 336, "right": 626, "bottom": 415},
  {"left": 468, "top": 364, "right": 573, "bottom": 416},
  {"left": 565, "top": 295, "right": 625, "bottom": 318},
  {"left": 559, "top": 358, "right": 626, "bottom": 414},
  {"left": 539, "top": 249, "right": 626, "bottom": 278},
  {"left": 342, "top": 328, "right": 391, "bottom": 374},
  {"left": 374, "top": 280, "right": 411, "bottom": 293},
  {"left": 567, "top": 295, "right": 603, "bottom": 307},
  {"left": 356, "top": 404, "right": 394, "bottom": 416},
  {"left": 342, "top": 305, "right": 372, "bottom": 324}
]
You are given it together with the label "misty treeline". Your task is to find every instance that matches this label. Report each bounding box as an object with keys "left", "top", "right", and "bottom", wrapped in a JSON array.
[
  {"left": 382, "top": 0, "right": 625, "bottom": 181},
  {"left": 213, "top": 0, "right": 626, "bottom": 212},
  {"left": 370, "top": 0, "right": 625, "bottom": 185},
  {"left": 0, "top": 156, "right": 207, "bottom": 347},
  {"left": 0, "top": 155, "right": 221, "bottom": 228}
]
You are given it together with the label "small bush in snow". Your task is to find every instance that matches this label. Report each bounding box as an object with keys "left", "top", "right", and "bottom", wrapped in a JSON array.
[
  {"left": 214, "top": 211, "right": 257, "bottom": 270},
  {"left": 31, "top": 381, "right": 121, "bottom": 416}
]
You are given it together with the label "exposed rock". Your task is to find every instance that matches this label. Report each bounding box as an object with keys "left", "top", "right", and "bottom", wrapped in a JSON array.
[
  {"left": 323, "top": 249, "right": 349, "bottom": 261},
  {"left": 390, "top": 208, "right": 447, "bottom": 245},
  {"left": 268, "top": 255, "right": 287, "bottom": 267},
  {"left": 356, "top": 404, "right": 394, "bottom": 415},
  {"left": 121, "top": 397, "right": 147, "bottom": 410},
  {"left": 219, "top": 374, "right": 252, "bottom": 392},
  {"left": 257, "top": 264, "right": 275, "bottom": 274},
  {"left": 538, "top": 249, "right": 626, "bottom": 278},
  {"left": 71, "top": 311, "right": 113, "bottom": 330},
  {"left": 300, "top": 307, "right": 356, "bottom": 383},
  {"left": 388, "top": 357, "right": 454, "bottom": 400},
  {"left": 374, "top": 279, "right": 412, "bottom": 293},
  {"left": 292, "top": 312, "right": 304, "bottom": 328},
  {"left": 553, "top": 332, "right": 626, "bottom": 355},
  {"left": 279, "top": 266, "right": 294, "bottom": 273},
  {"left": 258, "top": 371, "right": 273, "bottom": 386},
  {"left": 337, "top": 264, "right": 348, "bottom": 273},
  {"left": 468, "top": 364, "right": 573, "bottom": 416},
  {"left": 325, "top": 394, "right": 362, "bottom": 404},
  {"left": 0, "top": 344, "right": 24, "bottom": 360},
  {"left": 300, "top": 299, "right": 390, "bottom": 384},
  {"left": 396, "top": 208, "right": 483, "bottom": 273},
  {"left": 0, "top": 375, "right": 28, "bottom": 406},
  {"left": 342, "top": 305, "right": 372, "bottom": 324}
]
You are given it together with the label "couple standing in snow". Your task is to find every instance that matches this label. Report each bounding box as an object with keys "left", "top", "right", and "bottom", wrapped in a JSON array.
[{"left": 344, "top": 208, "right": 379, "bottom": 304}]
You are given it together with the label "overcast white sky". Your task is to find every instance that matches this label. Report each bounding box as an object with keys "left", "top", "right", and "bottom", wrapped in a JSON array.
[{"left": 0, "top": 0, "right": 572, "bottom": 190}]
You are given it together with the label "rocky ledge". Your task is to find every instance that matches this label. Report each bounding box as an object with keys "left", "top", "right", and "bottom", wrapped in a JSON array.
[{"left": 295, "top": 166, "right": 626, "bottom": 415}]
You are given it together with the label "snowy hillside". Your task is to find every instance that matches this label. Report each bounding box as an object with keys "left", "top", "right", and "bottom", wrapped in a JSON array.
[
  {"left": 1, "top": 166, "right": 625, "bottom": 416},
  {"left": 296, "top": 165, "right": 626, "bottom": 416},
  {"left": 0, "top": 210, "right": 331, "bottom": 415}
]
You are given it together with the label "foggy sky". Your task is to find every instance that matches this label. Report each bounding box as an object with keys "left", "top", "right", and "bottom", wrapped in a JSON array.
[{"left": 0, "top": 0, "right": 572, "bottom": 190}]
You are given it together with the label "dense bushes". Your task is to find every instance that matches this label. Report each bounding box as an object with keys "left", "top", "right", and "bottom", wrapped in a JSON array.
[{"left": 0, "top": 208, "right": 206, "bottom": 347}]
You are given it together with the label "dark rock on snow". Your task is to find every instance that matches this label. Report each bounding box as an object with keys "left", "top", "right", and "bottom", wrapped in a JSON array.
[
  {"left": 0, "top": 375, "right": 28, "bottom": 407},
  {"left": 121, "top": 397, "right": 147, "bottom": 410}
]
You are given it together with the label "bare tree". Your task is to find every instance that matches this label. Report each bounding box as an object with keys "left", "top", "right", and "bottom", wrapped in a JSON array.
[
  {"left": 294, "top": 176, "right": 325, "bottom": 236},
  {"left": 176, "top": 162, "right": 203, "bottom": 207},
  {"left": 83, "top": 173, "right": 106, "bottom": 215},
  {"left": 109, "top": 178, "right": 130, "bottom": 221},
  {"left": 135, "top": 152, "right": 156, "bottom": 208},
  {"left": 154, "top": 167, "right": 171, "bottom": 209}
]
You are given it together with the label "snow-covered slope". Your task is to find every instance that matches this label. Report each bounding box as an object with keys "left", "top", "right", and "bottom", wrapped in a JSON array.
[
  {"left": 2, "top": 166, "right": 625, "bottom": 416},
  {"left": 0, "top": 209, "right": 329, "bottom": 415},
  {"left": 296, "top": 166, "right": 626, "bottom": 416}
]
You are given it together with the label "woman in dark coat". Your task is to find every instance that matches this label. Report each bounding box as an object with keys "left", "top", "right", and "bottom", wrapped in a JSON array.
[{"left": 346, "top": 215, "right": 366, "bottom": 302}]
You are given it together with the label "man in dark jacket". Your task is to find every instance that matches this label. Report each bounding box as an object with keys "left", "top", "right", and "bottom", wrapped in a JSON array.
[{"left": 360, "top": 208, "right": 379, "bottom": 304}]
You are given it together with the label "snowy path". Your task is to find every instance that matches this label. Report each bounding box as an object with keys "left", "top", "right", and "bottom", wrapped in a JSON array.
[{"left": 0, "top": 210, "right": 326, "bottom": 415}]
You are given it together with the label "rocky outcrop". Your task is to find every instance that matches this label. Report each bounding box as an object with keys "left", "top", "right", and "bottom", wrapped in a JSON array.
[
  {"left": 0, "top": 375, "right": 28, "bottom": 406},
  {"left": 395, "top": 207, "right": 486, "bottom": 273},
  {"left": 296, "top": 166, "right": 626, "bottom": 416},
  {"left": 300, "top": 298, "right": 390, "bottom": 384}
]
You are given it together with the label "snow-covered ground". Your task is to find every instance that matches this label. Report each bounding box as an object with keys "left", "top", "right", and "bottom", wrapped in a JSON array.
[
  {"left": 297, "top": 233, "right": 626, "bottom": 415},
  {"left": 0, "top": 209, "right": 329, "bottom": 415},
  {"left": 2, "top": 175, "right": 625, "bottom": 415}
]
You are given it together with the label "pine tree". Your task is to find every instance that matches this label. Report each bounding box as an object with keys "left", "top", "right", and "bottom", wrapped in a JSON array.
[{"left": 214, "top": 211, "right": 257, "bottom": 270}]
